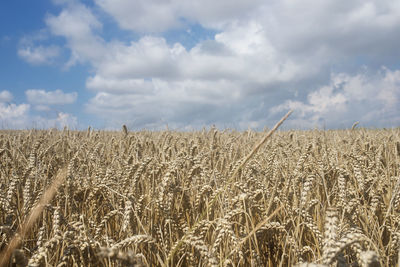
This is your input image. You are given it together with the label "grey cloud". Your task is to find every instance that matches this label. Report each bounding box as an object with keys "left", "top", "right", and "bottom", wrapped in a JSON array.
[
  {"left": 258, "top": 1, "right": 400, "bottom": 65},
  {"left": 195, "top": 40, "right": 232, "bottom": 56}
]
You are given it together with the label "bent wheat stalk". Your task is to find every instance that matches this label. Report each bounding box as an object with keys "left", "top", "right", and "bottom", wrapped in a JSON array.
[{"left": 230, "top": 109, "right": 293, "bottom": 180}]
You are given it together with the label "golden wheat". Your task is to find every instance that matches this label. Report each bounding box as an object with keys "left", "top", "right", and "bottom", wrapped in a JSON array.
[{"left": 0, "top": 126, "right": 398, "bottom": 266}]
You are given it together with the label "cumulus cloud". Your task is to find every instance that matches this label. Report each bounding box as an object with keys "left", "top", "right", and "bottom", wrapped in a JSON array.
[
  {"left": 81, "top": 20, "right": 321, "bottom": 128},
  {"left": 94, "top": 0, "right": 271, "bottom": 32},
  {"left": 0, "top": 103, "right": 31, "bottom": 129},
  {"left": 18, "top": 30, "right": 61, "bottom": 65},
  {"left": 86, "top": 76, "right": 155, "bottom": 94},
  {"left": 0, "top": 91, "right": 29, "bottom": 129},
  {"left": 0, "top": 91, "right": 13, "bottom": 103},
  {"left": 20, "top": 0, "right": 400, "bottom": 129},
  {"left": 31, "top": 112, "right": 78, "bottom": 129},
  {"left": 0, "top": 87, "right": 77, "bottom": 130},
  {"left": 0, "top": 103, "right": 30, "bottom": 119},
  {"left": 34, "top": 105, "right": 51, "bottom": 112},
  {"left": 26, "top": 89, "right": 77, "bottom": 105},
  {"left": 256, "top": 1, "right": 400, "bottom": 66},
  {"left": 0, "top": 102, "right": 78, "bottom": 129},
  {"left": 55, "top": 112, "right": 78, "bottom": 127},
  {"left": 18, "top": 45, "right": 60, "bottom": 65},
  {"left": 45, "top": 2, "right": 106, "bottom": 66},
  {"left": 94, "top": 0, "right": 400, "bottom": 58},
  {"left": 89, "top": 22, "right": 304, "bottom": 90},
  {"left": 271, "top": 68, "right": 400, "bottom": 128},
  {"left": 86, "top": 78, "right": 243, "bottom": 128}
]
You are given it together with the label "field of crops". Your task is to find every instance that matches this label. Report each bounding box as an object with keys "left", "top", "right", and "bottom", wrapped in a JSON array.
[{"left": 0, "top": 126, "right": 399, "bottom": 266}]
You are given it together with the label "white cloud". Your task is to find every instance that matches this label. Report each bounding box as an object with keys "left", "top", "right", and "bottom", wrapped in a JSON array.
[
  {"left": 96, "top": 37, "right": 182, "bottom": 80},
  {"left": 81, "top": 20, "right": 314, "bottom": 128},
  {"left": 91, "top": 22, "right": 304, "bottom": 86},
  {"left": 86, "top": 78, "right": 251, "bottom": 129},
  {"left": 0, "top": 90, "right": 77, "bottom": 130},
  {"left": 32, "top": 112, "right": 78, "bottom": 129},
  {"left": 0, "top": 103, "right": 30, "bottom": 119},
  {"left": 94, "top": 0, "right": 179, "bottom": 33},
  {"left": 271, "top": 68, "right": 400, "bottom": 128},
  {"left": 0, "top": 91, "right": 13, "bottom": 103},
  {"left": 94, "top": 0, "right": 264, "bottom": 32},
  {"left": 20, "top": 0, "right": 400, "bottom": 129},
  {"left": 56, "top": 112, "right": 77, "bottom": 128},
  {"left": 0, "top": 103, "right": 31, "bottom": 129},
  {"left": 18, "top": 30, "right": 61, "bottom": 65},
  {"left": 26, "top": 89, "right": 77, "bottom": 105},
  {"left": 45, "top": 2, "right": 106, "bottom": 66},
  {"left": 18, "top": 45, "right": 60, "bottom": 65},
  {"left": 86, "top": 76, "right": 154, "bottom": 94},
  {"left": 0, "top": 101, "right": 78, "bottom": 129}
]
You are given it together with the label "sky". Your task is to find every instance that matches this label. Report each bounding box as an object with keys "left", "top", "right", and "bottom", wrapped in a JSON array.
[{"left": 0, "top": 0, "right": 399, "bottom": 130}]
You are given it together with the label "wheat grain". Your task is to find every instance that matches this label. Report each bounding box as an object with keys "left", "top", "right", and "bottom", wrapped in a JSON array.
[{"left": 0, "top": 125, "right": 398, "bottom": 266}]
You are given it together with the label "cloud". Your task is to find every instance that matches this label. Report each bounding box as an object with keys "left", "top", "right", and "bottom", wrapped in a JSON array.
[
  {"left": 33, "top": 105, "right": 51, "bottom": 111},
  {"left": 45, "top": 2, "right": 106, "bottom": 66},
  {"left": 257, "top": 0, "right": 400, "bottom": 66},
  {"left": 271, "top": 68, "right": 400, "bottom": 128},
  {"left": 18, "top": 45, "right": 60, "bottom": 65},
  {"left": 0, "top": 103, "right": 31, "bottom": 129},
  {"left": 81, "top": 20, "right": 316, "bottom": 129},
  {"left": 18, "top": 30, "right": 61, "bottom": 65},
  {"left": 96, "top": 37, "right": 182, "bottom": 80},
  {"left": 0, "top": 103, "right": 30, "bottom": 119},
  {"left": 31, "top": 112, "right": 78, "bottom": 129},
  {"left": 0, "top": 101, "right": 78, "bottom": 129},
  {"left": 86, "top": 78, "right": 262, "bottom": 129},
  {"left": 94, "top": 0, "right": 264, "bottom": 32},
  {"left": 94, "top": 0, "right": 179, "bottom": 33},
  {"left": 86, "top": 76, "right": 155, "bottom": 94},
  {"left": 55, "top": 112, "right": 78, "bottom": 128},
  {"left": 21, "top": 0, "right": 400, "bottom": 129},
  {"left": 0, "top": 91, "right": 13, "bottom": 103},
  {"left": 84, "top": 1, "right": 400, "bottom": 128},
  {"left": 90, "top": 22, "right": 304, "bottom": 89},
  {"left": 26, "top": 89, "right": 77, "bottom": 105},
  {"left": 0, "top": 87, "right": 77, "bottom": 130}
]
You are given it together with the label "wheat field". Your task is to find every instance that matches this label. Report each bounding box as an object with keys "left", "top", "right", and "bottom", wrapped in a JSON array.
[{"left": 0, "top": 126, "right": 399, "bottom": 266}]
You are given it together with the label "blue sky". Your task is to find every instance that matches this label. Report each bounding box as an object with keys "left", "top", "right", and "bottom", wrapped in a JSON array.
[{"left": 0, "top": 0, "right": 399, "bottom": 130}]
